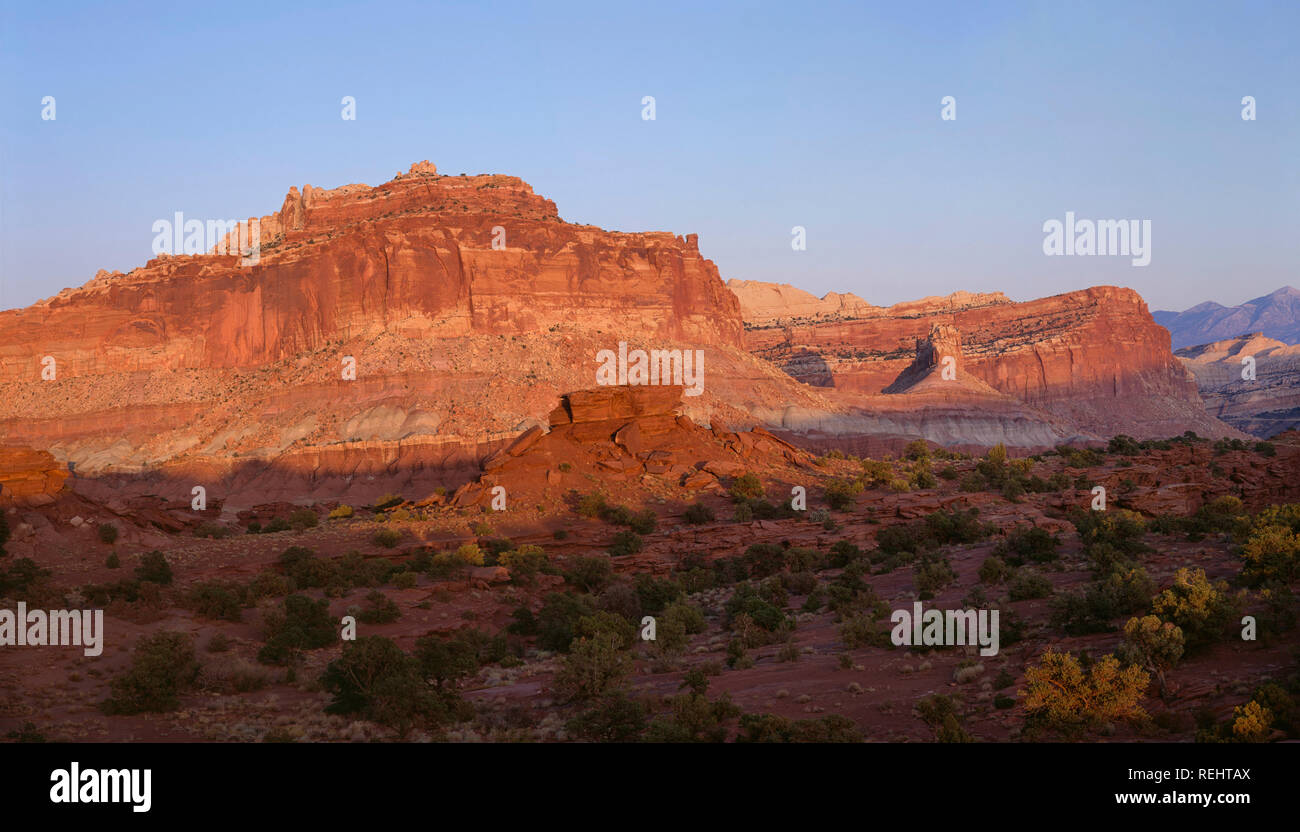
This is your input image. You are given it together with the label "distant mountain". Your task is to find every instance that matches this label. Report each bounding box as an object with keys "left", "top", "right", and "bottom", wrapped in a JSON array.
[{"left": 1154, "top": 287, "right": 1300, "bottom": 349}]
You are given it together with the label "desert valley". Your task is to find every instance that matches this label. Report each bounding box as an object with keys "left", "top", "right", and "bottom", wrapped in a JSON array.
[{"left": 1, "top": 162, "right": 1297, "bottom": 745}]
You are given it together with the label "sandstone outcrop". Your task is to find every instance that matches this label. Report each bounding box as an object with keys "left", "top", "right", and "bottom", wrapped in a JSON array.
[
  {"left": 1176, "top": 333, "right": 1300, "bottom": 438},
  {"left": 0, "top": 446, "right": 68, "bottom": 505},
  {"left": 738, "top": 282, "right": 1236, "bottom": 441}
]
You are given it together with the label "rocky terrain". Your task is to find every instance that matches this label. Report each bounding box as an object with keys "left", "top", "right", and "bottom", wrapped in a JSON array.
[
  {"left": 2, "top": 161, "right": 1293, "bottom": 746},
  {"left": 1155, "top": 286, "right": 1300, "bottom": 350},
  {"left": 1176, "top": 333, "right": 1300, "bottom": 438},
  {"left": 2, "top": 387, "right": 1297, "bottom": 744},
  {"left": 735, "top": 281, "right": 1237, "bottom": 447},
  {"left": 0, "top": 163, "right": 1243, "bottom": 506}
]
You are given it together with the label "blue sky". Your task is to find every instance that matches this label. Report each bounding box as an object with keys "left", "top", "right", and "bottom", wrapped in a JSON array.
[{"left": 1, "top": 0, "right": 1296, "bottom": 312}]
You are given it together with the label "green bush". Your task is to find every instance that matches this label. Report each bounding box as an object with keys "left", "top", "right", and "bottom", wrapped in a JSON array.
[
  {"left": 729, "top": 472, "right": 765, "bottom": 502},
  {"left": 994, "top": 525, "right": 1059, "bottom": 565},
  {"left": 186, "top": 580, "right": 248, "bottom": 621},
  {"left": 258, "top": 595, "right": 337, "bottom": 665},
  {"left": 565, "top": 556, "right": 613, "bottom": 592},
  {"left": 915, "top": 695, "right": 972, "bottom": 742},
  {"left": 1008, "top": 570, "right": 1053, "bottom": 601},
  {"left": 135, "top": 551, "right": 173, "bottom": 585},
  {"left": 288, "top": 508, "right": 318, "bottom": 531},
  {"left": 97, "top": 523, "right": 119, "bottom": 544},
  {"left": 737, "top": 713, "right": 863, "bottom": 743},
  {"left": 608, "top": 530, "right": 642, "bottom": 557},
  {"left": 102, "top": 632, "right": 199, "bottom": 714},
  {"left": 372, "top": 528, "right": 402, "bottom": 549},
  {"left": 566, "top": 693, "right": 648, "bottom": 741},
  {"left": 683, "top": 503, "right": 715, "bottom": 524},
  {"left": 553, "top": 631, "right": 633, "bottom": 703},
  {"left": 357, "top": 590, "right": 401, "bottom": 624}
]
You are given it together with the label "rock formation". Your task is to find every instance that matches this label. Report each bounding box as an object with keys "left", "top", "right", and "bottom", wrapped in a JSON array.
[
  {"left": 1176, "top": 333, "right": 1300, "bottom": 438},
  {"left": 738, "top": 282, "right": 1235, "bottom": 442},
  {"left": 0, "top": 162, "right": 1246, "bottom": 504}
]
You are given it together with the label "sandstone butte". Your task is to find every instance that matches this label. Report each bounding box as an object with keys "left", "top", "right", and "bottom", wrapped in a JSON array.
[
  {"left": 1175, "top": 333, "right": 1300, "bottom": 439},
  {"left": 0, "top": 160, "right": 1240, "bottom": 507}
]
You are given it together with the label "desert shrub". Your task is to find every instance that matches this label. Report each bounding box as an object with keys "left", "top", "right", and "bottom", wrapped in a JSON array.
[
  {"left": 185, "top": 580, "right": 248, "bottom": 621},
  {"left": 840, "top": 613, "right": 888, "bottom": 649},
  {"left": 288, "top": 508, "right": 318, "bottom": 531},
  {"left": 683, "top": 503, "right": 715, "bottom": 524},
  {"left": 725, "top": 583, "right": 789, "bottom": 636},
  {"left": 206, "top": 632, "right": 231, "bottom": 653},
  {"left": 781, "top": 570, "right": 818, "bottom": 596},
  {"left": 914, "top": 554, "right": 956, "bottom": 599},
  {"left": 102, "top": 631, "right": 199, "bottom": 715},
  {"left": 608, "top": 530, "right": 642, "bottom": 558},
  {"left": 135, "top": 551, "right": 173, "bottom": 585},
  {"left": 737, "top": 713, "right": 863, "bottom": 743},
  {"left": 979, "top": 556, "right": 1011, "bottom": 584},
  {"left": 392, "top": 571, "right": 418, "bottom": 589},
  {"left": 875, "top": 523, "right": 929, "bottom": 557},
  {"left": 566, "top": 693, "right": 648, "bottom": 741},
  {"left": 1051, "top": 569, "right": 1154, "bottom": 635},
  {"left": 565, "top": 556, "right": 613, "bottom": 592},
  {"left": 576, "top": 492, "right": 607, "bottom": 518},
  {"left": 322, "top": 636, "right": 460, "bottom": 737},
  {"left": 97, "top": 523, "right": 119, "bottom": 544},
  {"left": 661, "top": 599, "right": 706, "bottom": 636},
  {"left": 1021, "top": 649, "right": 1149, "bottom": 736},
  {"left": 105, "top": 552, "right": 121, "bottom": 569},
  {"left": 1230, "top": 701, "right": 1274, "bottom": 742},
  {"left": 1008, "top": 570, "right": 1053, "bottom": 601},
  {"left": 552, "top": 630, "right": 633, "bottom": 703},
  {"left": 1150, "top": 568, "right": 1240, "bottom": 651},
  {"left": 374, "top": 493, "right": 404, "bottom": 511},
  {"left": 729, "top": 472, "right": 765, "bottom": 502},
  {"left": 732, "top": 503, "right": 753, "bottom": 523},
  {"left": 1108, "top": 435, "right": 1142, "bottom": 455},
  {"left": 328, "top": 504, "right": 354, "bottom": 520},
  {"left": 498, "top": 544, "right": 547, "bottom": 579},
  {"left": 926, "top": 508, "right": 991, "bottom": 546},
  {"left": 258, "top": 594, "right": 337, "bottom": 665},
  {"left": 634, "top": 574, "right": 683, "bottom": 615},
  {"left": 537, "top": 593, "right": 596, "bottom": 652},
  {"left": 413, "top": 633, "right": 481, "bottom": 692},
  {"left": 627, "top": 509, "right": 657, "bottom": 535},
  {"left": 372, "top": 528, "right": 402, "bottom": 549},
  {"left": 595, "top": 581, "right": 642, "bottom": 621},
  {"left": 994, "top": 525, "right": 1059, "bottom": 565},
  {"left": 641, "top": 673, "right": 741, "bottom": 742},
  {"left": 824, "top": 478, "right": 863, "bottom": 511},
  {"left": 1117, "top": 615, "right": 1184, "bottom": 696},
  {"left": 262, "top": 517, "right": 291, "bottom": 534},
  {"left": 577, "top": 609, "right": 638, "bottom": 651},
  {"left": 915, "top": 695, "right": 973, "bottom": 742},
  {"left": 741, "top": 542, "right": 786, "bottom": 578},
  {"left": 1239, "top": 523, "right": 1300, "bottom": 584},
  {"left": 194, "top": 521, "right": 231, "bottom": 539},
  {"left": 357, "top": 590, "right": 401, "bottom": 624},
  {"left": 1070, "top": 508, "right": 1149, "bottom": 557}
]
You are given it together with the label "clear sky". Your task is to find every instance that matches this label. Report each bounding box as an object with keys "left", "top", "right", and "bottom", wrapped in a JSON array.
[{"left": 1, "top": 0, "right": 1296, "bottom": 312}]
